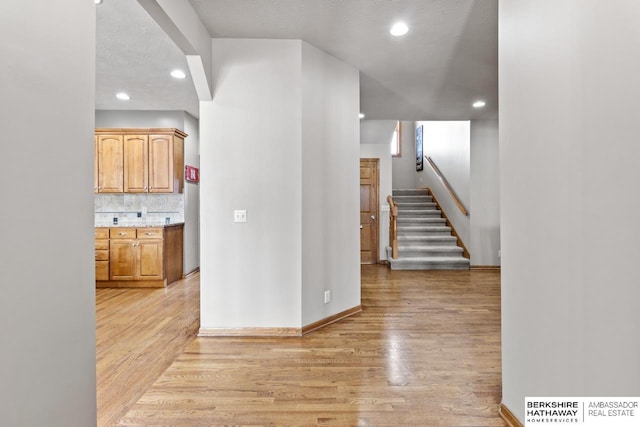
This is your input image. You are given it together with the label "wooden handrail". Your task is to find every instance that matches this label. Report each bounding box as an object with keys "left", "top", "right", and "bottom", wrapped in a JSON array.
[
  {"left": 424, "top": 156, "right": 468, "bottom": 216},
  {"left": 387, "top": 195, "right": 398, "bottom": 259}
]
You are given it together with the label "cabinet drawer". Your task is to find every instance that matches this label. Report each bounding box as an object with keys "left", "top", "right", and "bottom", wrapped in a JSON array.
[
  {"left": 95, "top": 239, "right": 109, "bottom": 250},
  {"left": 95, "top": 249, "right": 109, "bottom": 261},
  {"left": 137, "top": 228, "right": 163, "bottom": 239},
  {"left": 95, "top": 228, "right": 109, "bottom": 239},
  {"left": 96, "top": 260, "right": 109, "bottom": 281},
  {"left": 110, "top": 228, "right": 136, "bottom": 239}
]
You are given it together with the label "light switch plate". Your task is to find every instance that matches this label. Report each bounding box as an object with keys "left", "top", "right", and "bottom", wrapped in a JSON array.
[{"left": 234, "top": 210, "right": 247, "bottom": 223}]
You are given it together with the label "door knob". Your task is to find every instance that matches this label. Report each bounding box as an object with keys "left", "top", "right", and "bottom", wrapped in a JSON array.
[
  {"left": 360, "top": 225, "right": 363, "bottom": 229},
  {"left": 370, "top": 215, "right": 376, "bottom": 220}
]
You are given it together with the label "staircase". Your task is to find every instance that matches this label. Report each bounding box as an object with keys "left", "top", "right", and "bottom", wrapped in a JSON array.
[{"left": 389, "top": 189, "right": 470, "bottom": 270}]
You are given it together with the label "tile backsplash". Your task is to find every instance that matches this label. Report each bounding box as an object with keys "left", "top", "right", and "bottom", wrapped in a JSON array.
[{"left": 95, "top": 194, "right": 184, "bottom": 226}]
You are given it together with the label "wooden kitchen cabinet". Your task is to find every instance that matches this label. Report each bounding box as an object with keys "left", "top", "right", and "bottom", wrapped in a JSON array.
[
  {"left": 94, "top": 228, "right": 110, "bottom": 281},
  {"left": 95, "top": 128, "right": 185, "bottom": 194},
  {"left": 95, "top": 134, "right": 124, "bottom": 193},
  {"left": 149, "top": 134, "right": 182, "bottom": 193},
  {"left": 123, "top": 135, "right": 149, "bottom": 193},
  {"left": 137, "top": 239, "right": 164, "bottom": 279},
  {"left": 96, "top": 224, "right": 183, "bottom": 288}
]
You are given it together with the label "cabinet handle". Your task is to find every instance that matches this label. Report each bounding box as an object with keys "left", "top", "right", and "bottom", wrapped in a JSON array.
[
  {"left": 145, "top": 232, "right": 153, "bottom": 235},
  {"left": 119, "top": 232, "right": 126, "bottom": 236}
]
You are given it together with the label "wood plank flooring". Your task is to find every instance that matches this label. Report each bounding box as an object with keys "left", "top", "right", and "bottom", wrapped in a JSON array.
[
  {"left": 100, "top": 266, "right": 506, "bottom": 426},
  {"left": 96, "top": 273, "right": 200, "bottom": 426}
]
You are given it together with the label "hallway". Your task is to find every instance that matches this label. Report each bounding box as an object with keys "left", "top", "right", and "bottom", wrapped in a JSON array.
[{"left": 97, "top": 266, "right": 505, "bottom": 426}]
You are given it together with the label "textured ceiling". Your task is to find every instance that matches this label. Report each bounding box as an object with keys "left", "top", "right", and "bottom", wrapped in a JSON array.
[
  {"left": 96, "top": 0, "right": 497, "bottom": 121},
  {"left": 96, "top": 0, "right": 199, "bottom": 117}
]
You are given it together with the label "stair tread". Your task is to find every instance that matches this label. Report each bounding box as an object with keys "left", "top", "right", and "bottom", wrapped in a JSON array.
[
  {"left": 397, "top": 221, "right": 446, "bottom": 225},
  {"left": 398, "top": 225, "right": 450, "bottom": 229},
  {"left": 392, "top": 256, "right": 468, "bottom": 261},
  {"left": 398, "top": 235, "right": 457, "bottom": 240},
  {"left": 398, "top": 245, "right": 462, "bottom": 251}
]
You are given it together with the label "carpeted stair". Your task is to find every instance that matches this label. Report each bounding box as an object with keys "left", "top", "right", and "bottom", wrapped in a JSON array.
[{"left": 389, "top": 189, "right": 470, "bottom": 270}]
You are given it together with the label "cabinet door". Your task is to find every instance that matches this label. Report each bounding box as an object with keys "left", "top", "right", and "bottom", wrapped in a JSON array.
[
  {"left": 97, "top": 135, "right": 124, "bottom": 193},
  {"left": 95, "top": 261, "right": 109, "bottom": 281},
  {"left": 148, "top": 135, "right": 173, "bottom": 193},
  {"left": 94, "top": 136, "right": 99, "bottom": 193},
  {"left": 137, "top": 239, "right": 164, "bottom": 279},
  {"left": 123, "top": 135, "right": 149, "bottom": 193},
  {"left": 110, "top": 239, "right": 136, "bottom": 280}
]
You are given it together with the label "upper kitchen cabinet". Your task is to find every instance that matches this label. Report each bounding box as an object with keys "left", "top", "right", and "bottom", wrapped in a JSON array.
[
  {"left": 95, "top": 128, "right": 186, "bottom": 194},
  {"left": 123, "top": 135, "right": 149, "bottom": 193},
  {"left": 149, "top": 133, "right": 184, "bottom": 193},
  {"left": 96, "top": 134, "right": 124, "bottom": 193}
]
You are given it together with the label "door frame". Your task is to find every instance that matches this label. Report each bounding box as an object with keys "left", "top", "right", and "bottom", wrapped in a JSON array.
[{"left": 360, "top": 158, "right": 380, "bottom": 264}]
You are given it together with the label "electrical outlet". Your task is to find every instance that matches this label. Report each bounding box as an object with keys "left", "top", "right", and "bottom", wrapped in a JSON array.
[
  {"left": 234, "top": 209, "right": 247, "bottom": 223},
  {"left": 324, "top": 290, "right": 331, "bottom": 304}
]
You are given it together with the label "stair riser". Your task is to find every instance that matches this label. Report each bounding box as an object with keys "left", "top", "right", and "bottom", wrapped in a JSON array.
[
  {"left": 397, "top": 219, "right": 446, "bottom": 225},
  {"left": 393, "top": 190, "right": 429, "bottom": 197},
  {"left": 393, "top": 196, "right": 433, "bottom": 203},
  {"left": 397, "top": 211, "right": 441, "bottom": 217},
  {"left": 398, "top": 226, "right": 451, "bottom": 233},
  {"left": 398, "top": 231, "right": 452, "bottom": 237},
  {"left": 390, "top": 262, "right": 469, "bottom": 271},
  {"left": 398, "top": 250, "right": 463, "bottom": 258},
  {"left": 398, "top": 240, "right": 457, "bottom": 247},
  {"left": 398, "top": 226, "right": 450, "bottom": 231},
  {"left": 396, "top": 204, "right": 437, "bottom": 210}
]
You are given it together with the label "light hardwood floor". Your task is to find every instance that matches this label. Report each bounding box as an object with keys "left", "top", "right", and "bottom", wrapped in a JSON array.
[
  {"left": 96, "top": 273, "right": 200, "bottom": 426},
  {"left": 97, "top": 266, "right": 506, "bottom": 426}
]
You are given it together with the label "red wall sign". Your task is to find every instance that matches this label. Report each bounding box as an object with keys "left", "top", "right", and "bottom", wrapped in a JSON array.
[{"left": 185, "top": 165, "right": 199, "bottom": 183}]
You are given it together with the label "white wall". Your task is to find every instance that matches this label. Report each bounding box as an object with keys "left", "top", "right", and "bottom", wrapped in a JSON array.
[
  {"left": 392, "top": 121, "right": 417, "bottom": 189},
  {"left": 201, "top": 39, "right": 303, "bottom": 329},
  {"left": 183, "top": 112, "right": 200, "bottom": 274},
  {"left": 95, "top": 109, "right": 185, "bottom": 128},
  {"left": 0, "top": 1, "right": 97, "bottom": 425},
  {"left": 470, "top": 120, "right": 500, "bottom": 266},
  {"left": 415, "top": 121, "right": 471, "bottom": 246},
  {"left": 500, "top": 0, "right": 640, "bottom": 422},
  {"left": 360, "top": 120, "right": 397, "bottom": 146},
  {"left": 201, "top": 39, "right": 360, "bottom": 330},
  {"left": 301, "top": 42, "right": 360, "bottom": 325}
]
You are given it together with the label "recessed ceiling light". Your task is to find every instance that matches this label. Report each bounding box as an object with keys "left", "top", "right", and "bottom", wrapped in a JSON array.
[
  {"left": 116, "top": 92, "right": 130, "bottom": 101},
  {"left": 359, "top": 113, "right": 365, "bottom": 119},
  {"left": 390, "top": 22, "right": 409, "bottom": 36},
  {"left": 95, "top": 0, "right": 103, "bottom": 4},
  {"left": 472, "top": 100, "right": 486, "bottom": 108},
  {"left": 170, "top": 69, "right": 186, "bottom": 79}
]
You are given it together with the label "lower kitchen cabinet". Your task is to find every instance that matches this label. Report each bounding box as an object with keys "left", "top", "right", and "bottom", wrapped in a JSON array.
[
  {"left": 96, "top": 224, "right": 183, "bottom": 288},
  {"left": 95, "top": 228, "right": 110, "bottom": 281}
]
